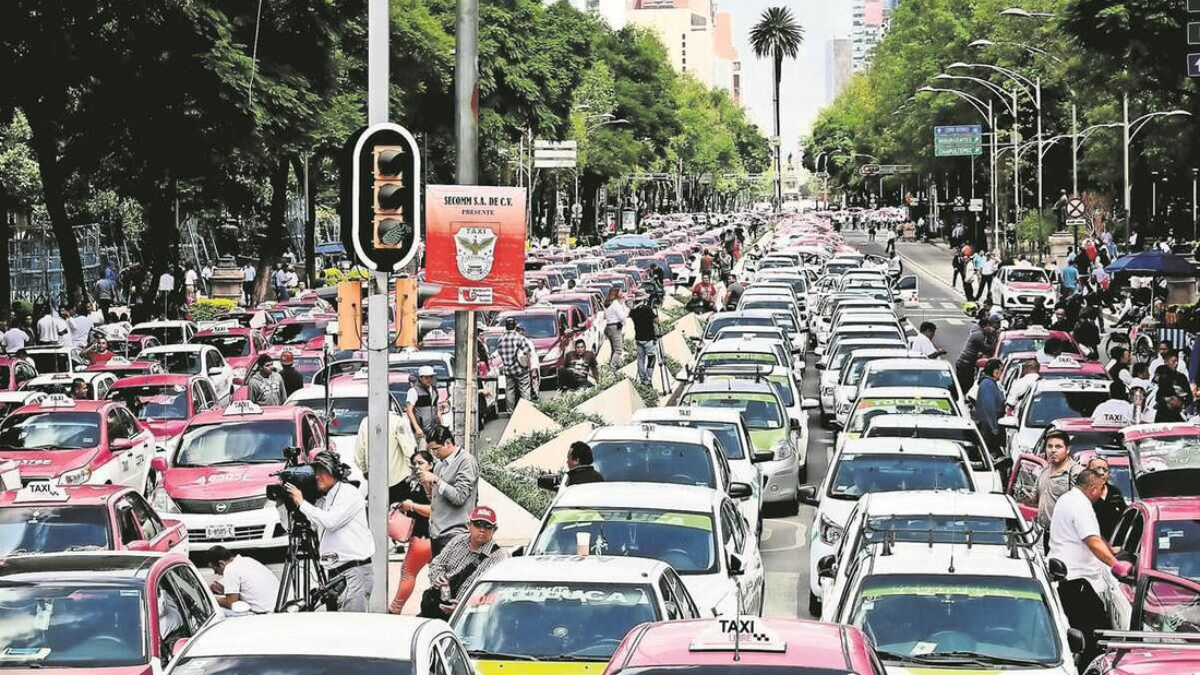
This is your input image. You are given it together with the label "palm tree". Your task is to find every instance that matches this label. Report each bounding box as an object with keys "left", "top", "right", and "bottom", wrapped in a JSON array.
[{"left": 750, "top": 7, "right": 804, "bottom": 210}]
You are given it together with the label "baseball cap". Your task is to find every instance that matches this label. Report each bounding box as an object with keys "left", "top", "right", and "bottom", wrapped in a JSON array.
[
  {"left": 418, "top": 365, "right": 436, "bottom": 378},
  {"left": 469, "top": 506, "right": 498, "bottom": 527},
  {"left": 280, "top": 351, "right": 295, "bottom": 364},
  {"left": 505, "top": 317, "right": 518, "bottom": 331}
]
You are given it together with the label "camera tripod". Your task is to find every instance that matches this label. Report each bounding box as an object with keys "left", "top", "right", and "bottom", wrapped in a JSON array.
[{"left": 274, "top": 513, "right": 330, "bottom": 612}]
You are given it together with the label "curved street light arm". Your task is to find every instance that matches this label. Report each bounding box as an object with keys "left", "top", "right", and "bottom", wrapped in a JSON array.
[
  {"left": 950, "top": 62, "right": 1036, "bottom": 102},
  {"left": 1129, "top": 111, "right": 1193, "bottom": 143},
  {"left": 934, "top": 75, "right": 1016, "bottom": 116},
  {"left": 917, "top": 87, "right": 991, "bottom": 122}
]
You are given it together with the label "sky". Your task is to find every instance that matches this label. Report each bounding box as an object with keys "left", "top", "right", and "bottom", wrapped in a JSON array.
[{"left": 724, "top": 0, "right": 850, "bottom": 158}]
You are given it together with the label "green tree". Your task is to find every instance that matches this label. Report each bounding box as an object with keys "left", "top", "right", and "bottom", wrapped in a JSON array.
[{"left": 750, "top": 6, "right": 804, "bottom": 209}]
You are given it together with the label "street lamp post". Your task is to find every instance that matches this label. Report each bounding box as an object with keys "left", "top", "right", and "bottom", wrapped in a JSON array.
[
  {"left": 1122, "top": 95, "right": 1192, "bottom": 244},
  {"left": 1193, "top": 168, "right": 1198, "bottom": 240},
  {"left": 1152, "top": 171, "right": 1160, "bottom": 219}
]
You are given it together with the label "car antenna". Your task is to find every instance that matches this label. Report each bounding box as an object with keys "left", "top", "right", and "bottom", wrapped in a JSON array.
[{"left": 947, "top": 545, "right": 956, "bottom": 574}]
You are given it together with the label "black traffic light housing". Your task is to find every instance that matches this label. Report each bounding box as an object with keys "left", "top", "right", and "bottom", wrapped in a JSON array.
[{"left": 341, "top": 123, "right": 422, "bottom": 271}]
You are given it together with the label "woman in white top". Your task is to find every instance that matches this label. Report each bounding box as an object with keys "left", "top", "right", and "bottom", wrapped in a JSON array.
[{"left": 603, "top": 287, "right": 629, "bottom": 366}]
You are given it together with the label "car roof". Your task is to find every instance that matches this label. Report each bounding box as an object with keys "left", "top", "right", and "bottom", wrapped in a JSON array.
[
  {"left": 588, "top": 424, "right": 716, "bottom": 446},
  {"left": 864, "top": 358, "right": 953, "bottom": 372},
  {"left": 1030, "top": 378, "right": 1111, "bottom": 393},
  {"left": 1122, "top": 422, "right": 1200, "bottom": 442},
  {"left": 703, "top": 338, "right": 779, "bottom": 353},
  {"left": 1144, "top": 497, "right": 1200, "bottom": 520},
  {"left": 859, "top": 491, "right": 1020, "bottom": 519},
  {"left": 141, "top": 344, "right": 208, "bottom": 354},
  {"left": 630, "top": 407, "right": 745, "bottom": 425},
  {"left": 0, "top": 551, "right": 168, "bottom": 582},
  {"left": 856, "top": 386, "right": 955, "bottom": 399},
  {"left": 133, "top": 320, "right": 193, "bottom": 329},
  {"left": 288, "top": 383, "right": 370, "bottom": 401},
  {"left": 616, "top": 618, "right": 861, "bottom": 670},
  {"left": 478, "top": 554, "right": 672, "bottom": 584},
  {"left": 683, "top": 380, "right": 777, "bottom": 396},
  {"left": 189, "top": 402, "right": 303, "bottom": 425},
  {"left": 863, "top": 540, "right": 1041, "bottom": 578},
  {"left": 840, "top": 437, "right": 968, "bottom": 457},
  {"left": 1052, "top": 417, "right": 1127, "bottom": 432},
  {"left": 0, "top": 483, "right": 129, "bottom": 507},
  {"left": 27, "top": 371, "right": 112, "bottom": 384},
  {"left": 108, "top": 374, "right": 195, "bottom": 389},
  {"left": 13, "top": 398, "right": 110, "bottom": 415},
  {"left": 551, "top": 482, "right": 723, "bottom": 512},
  {"left": 182, "top": 614, "right": 450, "bottom": 660},
  {"left": 844, "top": 349, "right": 913, "bottom": 360}
]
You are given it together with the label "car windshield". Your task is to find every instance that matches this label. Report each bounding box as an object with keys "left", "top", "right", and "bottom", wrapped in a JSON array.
[
  {"left": 390, "top": 361, "right": 451, "bottom": 379},
  {"left": 852, "top": 574, "right": 1059, "bottom": 666},
  {"left": 0, "top": 506, "right": 111, "bottom": 555},
  {"left": 1067, "top": 430, "right": 1123, "bottom": 451},
  {"left": 589, "top": 440, "right": 715, "bottom": 488},
  {"left": 173, "top": 655, "right": 412, "bottom": 675},
  {"left": 685, "top": 393, "right": 783, "bottom": 429},
  {"left": 175, "top": 419, "right": 294, "bottom": 467},
  {"left": 146, "top": 351, "right": 203, "bottom": 375},
  {"left": 1154, "top": 520, "right": 1200, "bottom": 582},
  {"left": 703, "top": 316, "right": 775, "bottom": 340},
  {"left": 866, "top": 426, "right": 987, "bottom": 470},
  {"left": 698, "top": 351, "right": 778, "bottom": 367},
  {"left": 0, "top": 412, "right": 101, "bottom": 450},
  {"left": 503, "top": 315, "right": 558, "bottom": 339},
  {"left": 0, "top": 585, "right": 146, "bottom": 667},
  {"left": 1008, "top": 269, "right": 1049, "bottom": 283},
  {"left": 1000, "top": 338, "right": 1080, "bottom": 357},
  {"left": 108, "top": 384, "right": 189, "bottom": 420},
  {"left": 1025, "top": 391, "right": 1108, "bottom": 428},
  {"left": 270, "top": 322, "right": 324, "bottom": 346},
  {"left": 829, "top": 454, "right": 971, "bottom": 499},
  {"left": 848, "top": 398, "right": 954, "bottom": 433},
  {"left": 455, "top": 581, "right": 658, "bottom": 661},
  {"left": 863, "top": 369, "right": 955, "bottom": 393},
  {"left": 291, "top": 396, "right": 367, "bottom": 437},
  {"left": 532, "top": 508, "right": 717, "bottom": 573},
  {"left": 649, "top": 420, "right": 745, "bottom": 460},
  {"left": 863, "top": 515, "right": 1019, "bottom": 546},
  {"left": 192, "top": 334, "right": 250, "bottom": 358},
  {"left": 28, "top": 352, "right": 70, "bottom": 374},
  {"left": 133, "top": 326, "right": 185, "bottom": 344}
]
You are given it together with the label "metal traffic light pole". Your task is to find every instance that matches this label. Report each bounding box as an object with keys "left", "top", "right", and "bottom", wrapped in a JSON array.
[
  {"left": 453, "top": 0, "right": 479, "bottom": 453},
  {"left": 366, "top": 0, "right": 390, "bottom": 614}
]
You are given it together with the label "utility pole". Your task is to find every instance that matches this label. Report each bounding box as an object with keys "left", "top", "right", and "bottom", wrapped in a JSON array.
[
  {"left": 452, "top": 0, "right": 479, "bottom": 452},
  {"left": 1012, "top": 88, "right": 1021, "bottom": 226},
  {"left": 1124, "top": 93, "right": 1133, "bottom": 245},
  {"left": 366, "top": 0, "right": 390, "bottom": 614},
  {"left": 1071, "top": 103, "right": 1079, "bottom": 195}
]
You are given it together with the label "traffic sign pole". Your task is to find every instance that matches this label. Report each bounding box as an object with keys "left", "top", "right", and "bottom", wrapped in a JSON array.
[{"left": 454, "top": 0, "right": 480, "bottom": 460}]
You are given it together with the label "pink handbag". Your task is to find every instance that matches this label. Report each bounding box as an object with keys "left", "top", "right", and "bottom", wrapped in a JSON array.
[{"left": 388, "top": 507, "right": 415, "bottom": 543}]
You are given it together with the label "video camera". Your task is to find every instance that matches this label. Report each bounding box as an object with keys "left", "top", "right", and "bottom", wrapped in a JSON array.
[{"left": 265, "top": 446, "right": 321, "bottom": 507}]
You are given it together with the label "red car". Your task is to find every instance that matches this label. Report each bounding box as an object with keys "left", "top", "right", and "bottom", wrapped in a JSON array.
[
  {"left": 1108, "top": 497, "right": 1200, "bottom": 623},
  {"left": 1121, "top": 422, "right": 1200, "bottom": 501},
  {"left": 978, "top": 327, "right": 1082, "bottom": 367},
  {"left": 605, "top": 616, "right": 886, "bottom": 675},
  {"left": 0, "top": 552, "right": 222, "bottom": 671},
  {"left": 149, "top": 401, "right": 327, "bottom": 550},
  {"left": 495, "top": 307, "right": 586, "bottom": 386},
  {"left": 264, "top": 316, "right": 332, "bottom": 356},
  {"left": 0, "top": 482, "right": 186, "bottom": 554},
  {"left": 83, "top": 357, "right": 165, "bottom": 379},
  {"left": 0, "top": 396, "right": 156, "bottom": 492},
  {"left": 0, "top": 356, "right": 38, "bottom": 392},
  {"left": 1086, "top": 573, "right": 1200, "bottom": 674},
  {"left": 1007, "top": 417, "right": 1130, "bottom": 522},
  {"left": 106, "top": 374, "right": 221, "bottom": 452},
  {"left": 191, "top": 325, "right": 267, "bottom": 378}
]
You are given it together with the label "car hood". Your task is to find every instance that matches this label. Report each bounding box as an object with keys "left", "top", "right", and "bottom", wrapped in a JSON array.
[
  {"left": 226, "top": 355, "right": 254, "bottom": 369},
  {"left": 749, "top": 427, "right": 787, "bottom": 453},
  {"left": 883, "top": 664, "right": 1063, "bottom": 675},
  {"left": 143, "top": 419, "right": 188, "bottom": 441},
  {"left": 531, "top": 337, "right": 559, "bottom": 351},
  {"left": 680, "top": 574, "right": 734, "bottom": 615},
  {"left": 0, "top": 447, "right": 99, "bottom": 479},
  {"left": 1007, "top": 281, "right": 1054, "bottom": 292},
  {"left": 0, "top": 666, "right": 152, "bottom": 675},
  {"left": 162, "top": 462, "right": 284, "bottom": 500}
]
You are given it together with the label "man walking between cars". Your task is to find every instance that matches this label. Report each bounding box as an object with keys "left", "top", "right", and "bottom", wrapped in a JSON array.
[
  {"left": 1049, "top": 469, "right": 1118, "bottom": 667},
  {"left": 629, "top": 295, "right": 660, "bottom": 385},
  {"left": 420, "top": 506, "right": 507, "bottom": 620},
  {"left": 1032, "top": 430, "right": 1083, "bottom": 540},
  {"left": 973, "top": 359, "right": 1005, "bottom": 458},
  {"left": 419, "top": 425, "right": 479, "bottom": 556},
  {"left": 497, "top": 317, "right": 534, "bottom": 410},
  {"left": 406, "top": 365, "right": 440, "bottom": 448},
  {"left": 954, "top": 318, "right": 996, "bottom": 392}
]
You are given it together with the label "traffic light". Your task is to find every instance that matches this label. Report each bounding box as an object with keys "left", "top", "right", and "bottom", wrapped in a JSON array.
[
  {"left": 336, "top": 281, "right": 363, "bottom": 351},
  {"left": 341, "top": 123, "right": 422, "bottom": 272}
]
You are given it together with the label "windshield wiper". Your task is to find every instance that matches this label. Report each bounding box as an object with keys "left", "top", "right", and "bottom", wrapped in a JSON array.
[
  {"left": 875, "top": 650, "right": 924, "bottom": 664},
  {"left": 466, "top": 650, "right": 539, "bottom": 662},
  {"left": 910, "top": 651, "right": 1047, "bottom": 667}
]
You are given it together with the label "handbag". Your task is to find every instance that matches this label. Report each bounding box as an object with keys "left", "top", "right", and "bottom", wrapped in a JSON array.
[{"left": 388, "top": 506, "right": 414, "bottom": 543}]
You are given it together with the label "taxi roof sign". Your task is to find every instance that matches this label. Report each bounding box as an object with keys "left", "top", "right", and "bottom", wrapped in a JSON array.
[
  {"left": 39, "top": 395, "right": 77, "bottom": 409},
  {"left": 14, "top": 481, "right": 70, "bottom": 503},
  {"left": 689, "top": 616, "right": 787, "bottom": 654},
  {"left": 223, "top": 400, "right": 264, "bottom": 416}
]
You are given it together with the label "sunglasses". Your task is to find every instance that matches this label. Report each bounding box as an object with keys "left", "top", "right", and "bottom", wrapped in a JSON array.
[
  {"left": 470, "top": 520, "right": 496, "bottom": 530},
  {"left": 426, "top": 443, "right": 443, "bottom": 452}
]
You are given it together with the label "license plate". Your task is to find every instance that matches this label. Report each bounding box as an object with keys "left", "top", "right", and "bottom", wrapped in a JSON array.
[{"left": 205, "top": 524, "right": 235, "bottom": 540}]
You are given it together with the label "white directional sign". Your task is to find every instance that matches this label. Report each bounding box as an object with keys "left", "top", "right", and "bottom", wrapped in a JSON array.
[
  {"left": 534, "top": 140, "right": 578, "bottom": 168},
  {"left": 969, "top": 198, "right": 984, "bottom": 213},
  {"left": 1189, "top": 53, "right": 1200, "bottom": 78}
]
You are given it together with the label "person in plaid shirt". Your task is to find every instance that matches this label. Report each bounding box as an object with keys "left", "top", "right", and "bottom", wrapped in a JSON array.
[
  {"left": 497, "top": 317, "right": 533, "bottom": 410},
  {"left": 419, "top": 506, "right": 507, "bottom": 619}
]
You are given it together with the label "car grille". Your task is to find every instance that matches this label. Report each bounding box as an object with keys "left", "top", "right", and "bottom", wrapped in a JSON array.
[
  {"left": 187, "top": 525, "right": 267, "bottom": 543},
  {"left": 176, "top": 497, "right": 268, "bottom": 515}
]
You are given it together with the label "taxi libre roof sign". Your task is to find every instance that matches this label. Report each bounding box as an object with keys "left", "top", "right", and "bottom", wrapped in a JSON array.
[
  {"left": 14, "top": 481, "right": 71, "bottom": 504},
  {"left": 690, "top": 616, "right": 787, "bottom": 654}
]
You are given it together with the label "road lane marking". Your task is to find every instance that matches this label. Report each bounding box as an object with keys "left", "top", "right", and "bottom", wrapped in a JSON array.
[{"left": 761, "top": 520, "right": 809, "bottom": 552}]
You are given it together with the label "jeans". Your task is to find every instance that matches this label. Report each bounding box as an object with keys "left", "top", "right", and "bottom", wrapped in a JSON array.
[
  {"left": 978, "top": 274, "right": 994, "bottom": 300},
  {"left": 605, "top": 324, "right": 624, "bottom": 365},
  {"left": 504, "top": 369, "right": 533, "bottom": 411},
  {"left": 333, "top": 564, "right": 373, "bottom": 612},
  {"left": 636, "top": 340, "right": 657, "bottom": 383}
]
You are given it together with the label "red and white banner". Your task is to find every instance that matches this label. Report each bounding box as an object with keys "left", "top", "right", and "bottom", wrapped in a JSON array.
[{"left": 423, "top": 185, "right": 527, "bottom": 310}]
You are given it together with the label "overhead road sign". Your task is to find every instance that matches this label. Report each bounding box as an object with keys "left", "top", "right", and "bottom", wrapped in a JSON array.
[
  {"left": 860, "top": 164, "right": 913, "bottom": 177},
  {"left": 534, "top": 139, "right": 577, "bottom": 168},
  {"left": 1189, "top": 54, "right": 1200, "bottom": 78},
  {"left": 935, "top": 125, "right": 983, "bottom": 157}
]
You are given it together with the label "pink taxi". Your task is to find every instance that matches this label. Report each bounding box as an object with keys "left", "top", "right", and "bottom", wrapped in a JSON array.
[
  {"left": 980, "top": 327, "right": 1082, "bottom": 367},
  {"left": 264, "top": 316, "right": 332, "bottom": 356},
  {"left": 148, "top": 401, "right": 326, "bottom": 550},
  {"left": 84, "top": 357, "right": 165, "bottom": 379},
  {"left": 605, "top": 616, "right": 885, "bottom": 675},
  {"left": 1122, "top": 423, "right": 1200, "bottom": 501},
  {"left": 191, "top": 325, "right": 267, "bottom": 381},
  {"left": 106, "top": 375, "right": 221, "bottom": 456},
  {"left": 0, "top": 552, "right": 221, "bottom": 673},
  {"left": 1007, "top": 417, "right": 1130, "bottom": 522},
  {"left": 1108, "top": 498, "right": 1200, "bottom": 624},
  {"left": 0, "top": 396, "right": 156, "bottom": 492},
  {"left": 1086, "top": 572, "right": 1200, "bottom": 674},
  {"left": 0, "top": 482, "right": 186, "bottom": 555}
]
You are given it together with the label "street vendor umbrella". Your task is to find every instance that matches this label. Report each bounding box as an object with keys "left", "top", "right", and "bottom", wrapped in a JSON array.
[
  {"left": 1106, "top": 250, "right": 1198, "bottom": 277},
  {"left": 602, "top": 234, "right": 659, "bottom": 250}
]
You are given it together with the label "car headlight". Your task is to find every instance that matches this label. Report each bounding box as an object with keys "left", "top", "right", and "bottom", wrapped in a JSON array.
[
  {"left": 772, "top": 439, "right": 794, "bottom": 460},
  {"left": 819, "top": 514, "right": 843, "bottom": 546},
  {"left": 58, "top": 466, "right": 92, "bottom": 486},
  {"left": 151, "top": 487, "right": 180, "bottom": 513}
]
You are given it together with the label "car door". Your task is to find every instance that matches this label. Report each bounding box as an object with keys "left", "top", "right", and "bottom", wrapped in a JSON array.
[
  {"left": 1006, "top": 453, "right": 1046, "bottom": 522},
  {"left": 153, "top": 571, "right": 190, "bottom": 664},
  {"left": 435, "top": 635, "right": 473, "bottom": 675},
  {"left": 104, "top": 408, "right": 137, "bottom": 487},
  {"left": 206, "top": 349, "right": 231, "bottom": 400},
  {"left": 128, "top": 491, "right": 185, "bottom": 551},
  {"left": 1109, "top": 508, "right": 1144, "bottom": 627},
  {"left": 94, "top": 375, "right": 113, "bottom": 400},
  {"left": 720, "top": 499, "right": 761, "bottom": 614},
  {"left": 119, "top": 407, "right": 153, "bottom": 489},
  {"left": 114, "top": 497, "right": 143, "bottom": 549},
  {"left": 197, "top": 379, "right": 218, "bottom": 412},
  {"left": 1130, "top": 571, "right": 1200, "bottom": 632},
  {"left": 162, "top": 565, "right": 218, "bottom": 643}
]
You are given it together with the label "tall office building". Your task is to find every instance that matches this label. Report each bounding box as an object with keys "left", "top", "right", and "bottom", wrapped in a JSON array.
[
  {"left": 627, "top": 0, "right": 716, "bottom": 88},
  {"left": 826, "top": 36, "right": 851, "bottom": 102},
  {"left": 713, "top": 9, "right": 741, "bottom": 102},
  {"left": 851, "top": 0, "right": 896, "bottom": 72},
  {"left": 567, "top": 0, "right": 628, "bottom": 29}
]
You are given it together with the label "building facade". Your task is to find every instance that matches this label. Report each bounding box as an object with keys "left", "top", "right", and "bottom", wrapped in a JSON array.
[
  {"left": 851, "top": 0, "right": 898, "bottom": 72},
  {"left": 826, "top": 36, "right": 851, "bottom": 103}
]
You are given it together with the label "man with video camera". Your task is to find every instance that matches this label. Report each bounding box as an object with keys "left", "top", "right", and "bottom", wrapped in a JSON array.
[{"left": 285, "top": 450, "right": 375, "bottom": 612}]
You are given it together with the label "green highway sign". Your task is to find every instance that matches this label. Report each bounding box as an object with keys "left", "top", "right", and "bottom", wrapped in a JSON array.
[{"left": 934, "top": 124, "right": 983, "bottom": 157}]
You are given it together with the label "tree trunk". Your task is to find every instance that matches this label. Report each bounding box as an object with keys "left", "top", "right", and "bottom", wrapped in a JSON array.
[
  {"left": 773, "top": 51, "right": 782, "bottom": 210},
  {"left": 254, "top": 158, "right": 291, "bottom": 303},
  {"left": 143, "top": 178, "right": 178, "bottom": 275},
  {"left": 292, "top": 155, "right": 316, "bottom": 288},
  {"left": 0, "top": 192, "right": 10, "bottom": 320},
  {"left": 25, "top": 110, "right": 85, "bottom": 305}
]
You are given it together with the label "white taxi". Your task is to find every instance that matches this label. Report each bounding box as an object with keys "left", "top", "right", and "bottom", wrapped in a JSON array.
[
  {"left": 1001, "top": 379, "right": 1112, "bottom": 457},
  {"left": 997, "top": 265, "right": 1057, "bottom": 312},
  {"left": 22, "top": 371, "right": 118, "bottom": 400},
  {"left": 140, "top": 344, "right": 234, "bottom": 402}
]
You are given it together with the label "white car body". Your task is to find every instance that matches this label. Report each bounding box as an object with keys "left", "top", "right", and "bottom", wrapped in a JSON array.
[
  {"left": 861, "top": 413, "right": 1003, "bottom": 494},
  {"left": 997, "top": 265, "right": 1057, "bottom": 312},
  {"left": 22, "top": 372, "right": 117, "bottom": 400},
  {"left": 837, "top": 386, "right": 963, "bottom": 454},
  {"left": 831, "top": 351, "right": 918, "bottom": 429},
  {"left": 284, "top": 383, "right": 405, "bottom": 486},
  {"left": 131, "top": 319, "right": 199, "bottom": 344},
  {"left": 139, "top": 344, "right": 234, "bottom": 402},
  {"left": 1002, "top": 378, "right": 1112, "bottom": 458}
]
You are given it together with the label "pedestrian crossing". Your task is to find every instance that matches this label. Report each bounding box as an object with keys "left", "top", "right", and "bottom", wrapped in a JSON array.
[{"left": 907, "top": 301, "right": 962, "bottom": 310}]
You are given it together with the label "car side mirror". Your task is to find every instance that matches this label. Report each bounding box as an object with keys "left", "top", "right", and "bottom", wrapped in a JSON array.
[
  {"left": 728, "top": 482, "right": 752, "bottom": 499},
  {"left": 814, "top": 361, "right": 826, "bottom": 370},
  {"left": 151, "top": 456, "right": 168, "bottom": 473},
  {"left": 1066, "top": 628, "right": 1085, "bottom": 654},
  {"left": 798, "top": 484, "right": 819, "bottom": 506},
  {"left": 751, "top": 449, "right": 774, "bottom": 464},
  {"left": 789, "top": 417, "right": 801, "bottom": 431},
  {"left": 727, "top": 552, "right": 745, "bottom": 576},
  {"left": 1111, "top": 560, "right": 1137, "bottom": 583},
  {"left": 536, "top": 473, "right": 562, "bottom": 491},
  {"left": 126, "top": 539, "right": 152, "bottom": 551},
  {"left": 1047, "top": 557, "right": 1068, "bottom": 583},
  {"left": 817, "top": 554, "right": 837, "bottom": 579},
  {"left": 111, "top": 437, "right": 135, "bottom": 451},
  {"left": 170, "top": 638, "right": 189, "bottom": 660},
  {"left": 510, "top": 545, "right": 525, "bottom": 558}
]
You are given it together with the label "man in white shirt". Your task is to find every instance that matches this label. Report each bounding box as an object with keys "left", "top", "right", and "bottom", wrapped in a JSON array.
[
  {"left": 37, "top": 307, "right": 68, "bottom": 345},
  {"left": 1091, "top": 382, "right": 1134, "bottom": 427},
  {"left": 1006, "top": 360, "right": 1041, "bottom": 408},
  {"left": 66, "top": 306, "right": 94, "bottom": 348},
  {"left": 1147, "top": 340, "right": 1188, "bottom": 377},
  {"left": 207, "top": 546, "right": 281, "bottom": 614},
  {"left": 2, "top": 321, "right": 28, "bottom": 354},
  {"left": 286, "top": 450, "right": 375, "bottom": 612},
  {"left": 1048, "top": 469, "right": 1118, "bottom": 666},
  {"left": 908, "top": 322, "right": 946, "bottom": 358}
]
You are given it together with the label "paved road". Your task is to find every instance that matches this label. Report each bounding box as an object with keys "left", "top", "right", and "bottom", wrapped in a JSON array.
[{"left": 759, "top": 231, "right": 978, "bottom": 618}]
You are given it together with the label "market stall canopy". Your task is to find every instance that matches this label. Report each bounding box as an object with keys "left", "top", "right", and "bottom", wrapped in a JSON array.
[
  {"left": 602, "top": 234, "right": 659, "bottom": 250},
  {"left": 1106, "top": 250, "right": 1197, "bottom": 277}
]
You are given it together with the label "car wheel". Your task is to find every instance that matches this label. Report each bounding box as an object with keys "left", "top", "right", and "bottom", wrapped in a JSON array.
[
  {"left": 808, "top": 590, "right": 822, "bottom": 617},
  {"left": 783, "top": 495, "right": 800, "bottom": 517}
]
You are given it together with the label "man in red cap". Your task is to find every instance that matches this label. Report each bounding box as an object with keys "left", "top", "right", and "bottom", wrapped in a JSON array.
[{"left": 420, "top": 505, "right": 507, "bottom": 619}]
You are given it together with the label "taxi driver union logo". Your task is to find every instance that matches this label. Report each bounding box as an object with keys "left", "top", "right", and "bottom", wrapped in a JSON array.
[{"left": 455, "top": 226, "right": 498, "bottom": 281}]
